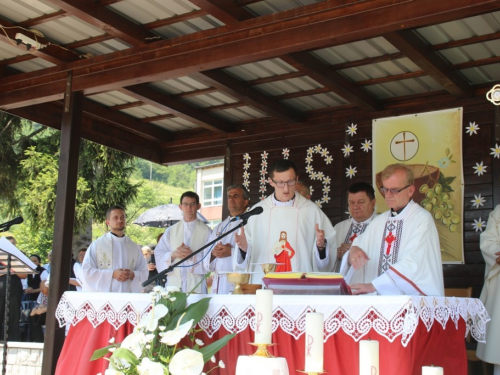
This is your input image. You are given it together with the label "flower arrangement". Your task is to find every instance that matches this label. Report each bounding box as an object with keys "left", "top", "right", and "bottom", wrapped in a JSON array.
[{"left": 92, "top": 284, "right": 235, "bottom": 375}]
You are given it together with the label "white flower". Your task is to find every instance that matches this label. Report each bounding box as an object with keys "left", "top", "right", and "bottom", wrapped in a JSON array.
[
  {"left": 108, "top": 337, "right": 115, "bottom": 344},
  {"left": 138, "top": 304, "right": 168, "bottom": 332},
  {"left": 473, "top": 161, "right": 487, "bottom": 176},
  {"left": 219, "top": 360, "right": 226, "bottom": 369},
  {"left": 305, "top": 155, "right": 313, "bottom": 164},
  {"left": 314, "top": 144, "right": 322, "bottom": 152},
  {"left": 160, "top": 319, "right": 194, "bottom": 345},
  {"left": 345, "top": 165, "right": 357, "bottom": 178},
  {"left": 243, "top": 153, "right": 250, "bottom": 160},
  {"left": 307, "top": 147, "right": 314, "bottom": 154},
  {"left": 243, "top": 171, "right": 250, "bottom": 179},
  {"left": 471, "top": 194, "right": 485, "bottom": 209},
  {"left": 282, "top": 148, "right": 290, "bottom": 158},
  {"left": 323, "top": 195, "right": 331, "bottom": 203},
  {"left": 211, "top": 356, "right": 216, "bottom": 363},
  {"left": 315, "top": 200, "right": 322, "bottom": 208},
  {"left": 169, "top": 349, "right": 204, "bottom": 375},
  {"left": 261, "top": 151, "right": 268, "bottom": 158},
  {"left": 341, "top": 143, "right": 354, "bottom": 157},
  {"left": 120, "top": 329, "right": 147, "bottom": 358},
  {"left": 243, "top": 162, "right": 250, "bottom": 169},
  {"left": 108, "top": 347, "right": 116, "bottom": 352},
  {"left": 472, "top": 217, "right": 486, "bottom": 232},
  {"left": 105, "top": 370, "right": 125, "bottom": 375},
  {"left": 346, "top": 123, "right": 357, "bottom": 136},
  {"left": 490, "top": 143, "right": 500, "bottom": 159},
  {"left": 466, "top": 121, "right": 479, "bottom": 136},
  {"left": 195, "top": 338, "right": 204, "bottom": 346},
  {"left": 137, "top": 358, "right": 165, "bottom": 375},
  {"left": 165, "top": 285, "right": 179, "bottom": 293},
  {"left": 323, "top": 176, "right": 331, "bottom": 184},
  {"left": 361, "top": 139, "right": 372, "bottom": 152},
  {"left": 325, "top": 155, "right": 333, "bottom": 164},
  {"left": 320, "top": 148, "right": 329, "bottom": 157}
]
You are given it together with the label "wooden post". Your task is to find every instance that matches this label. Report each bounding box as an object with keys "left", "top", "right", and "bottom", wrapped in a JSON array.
[{"left": 41, "top": 72, "right": 83, "bottom": 375}]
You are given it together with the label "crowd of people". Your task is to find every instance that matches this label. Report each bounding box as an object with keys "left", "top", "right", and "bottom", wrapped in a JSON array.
[{"left": 2, "top": 157, "right": 499, "bottom": 372}]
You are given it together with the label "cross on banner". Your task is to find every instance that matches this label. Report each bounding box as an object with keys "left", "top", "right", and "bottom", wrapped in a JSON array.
[{"left": 395, "top": 131, "right": 415, "bottom": 161}]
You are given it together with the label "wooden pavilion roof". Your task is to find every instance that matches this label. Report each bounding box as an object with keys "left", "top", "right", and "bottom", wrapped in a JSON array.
[{"left": 1, "top": 0, "right": 500, "bottom": 164}]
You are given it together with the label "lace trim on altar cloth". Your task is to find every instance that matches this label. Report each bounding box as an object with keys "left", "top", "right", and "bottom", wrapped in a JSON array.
[{"left": 56, "top": 294, "right": 489, "bottom": 347}]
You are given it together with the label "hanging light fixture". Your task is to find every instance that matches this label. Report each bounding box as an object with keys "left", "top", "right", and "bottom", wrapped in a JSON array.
[{"left": 486, "top": 84, "right": 500, "bottom": 105}]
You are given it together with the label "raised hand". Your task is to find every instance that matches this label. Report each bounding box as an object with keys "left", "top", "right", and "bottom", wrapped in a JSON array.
[
  {"left": 234, "top": 227, "right": 248, "bottom": 251},
  {"left": 315, "top": 223, "right": 325, "bottom": 248},
  {"left": 348, "top": 245, "right": 369, "bottom": 270}
]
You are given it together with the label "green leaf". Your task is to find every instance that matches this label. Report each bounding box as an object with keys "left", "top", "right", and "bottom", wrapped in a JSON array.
[
  {"left": 91, "top": 345, "right": 115, "bottom": 361},
  {"left": 181, "top": 298, "right": 211, "bottom": 326},
  {"left": 198, "top": 333, "right": 236, "bottom": 363},
  {"left": 110, "top": 348, "right": 140, "bottom": 366}
]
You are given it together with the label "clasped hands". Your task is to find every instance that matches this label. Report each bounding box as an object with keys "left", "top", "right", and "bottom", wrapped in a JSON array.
[
  {"left": 112, "top": 268, "right": 135, "bottom": 282},
  {"left": 211, "top": 242, "right": 232, "bottom": 258}
]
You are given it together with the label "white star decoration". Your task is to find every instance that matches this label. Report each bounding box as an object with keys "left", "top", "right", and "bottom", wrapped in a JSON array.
[
  {"left": 242, "top": 154, "right": 251, "bottom": 192},
  {"left": 282, "top": 148, "right": 290, "bottom": 159},
  {"left": 471, "top": 194, "right": 485, "bottom": 209},
  {"left": 361, "top": 139, "right": 372, "bottom": 152},
  {"left": 346, "top": 123, "right": 357, "bottom": 136},
  {"left": 472, "top": 217, "right": 486, "bottom": 232},
  {"left": 490, "top": 143, "right": 500, "bottom": 159},
  {"left": 259, "top": 151, "right": 268, "bottom": 200},
  {"left": 342, "top": 143, "right": 354, "bottom": 157},
  {"left": 304, "top": 144, "right": 331, "bottom": 203},
  {"left": 473, "top": 161, "right": 487, "bottom": 176},
  {"left": 466, "top": 122, "right": 480, "bottom": 136},
  {"left": 345, "top": 165, "right": 357, "bottom": 178}
]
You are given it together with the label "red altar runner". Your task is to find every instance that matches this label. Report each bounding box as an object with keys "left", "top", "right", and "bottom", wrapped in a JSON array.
[{"left": 54, "top": 292, "right": 489, "bottom": 375}]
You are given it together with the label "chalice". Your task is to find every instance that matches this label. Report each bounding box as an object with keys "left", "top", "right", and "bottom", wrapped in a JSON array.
[
  {"left": 227, "top": 272, "right": 251, "bottom": 294},
  {"left": 261, "top": 263, "right": 278, "bottom": 274}
]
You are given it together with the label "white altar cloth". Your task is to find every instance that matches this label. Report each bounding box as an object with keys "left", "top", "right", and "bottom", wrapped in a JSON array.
[{"left": 55, "top": 292, "right": 489, "bottom": 347}]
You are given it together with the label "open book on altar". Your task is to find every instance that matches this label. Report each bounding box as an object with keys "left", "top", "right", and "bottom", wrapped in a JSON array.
[{"left": 262, "top": 272, "right": 351, "bottom": 295}]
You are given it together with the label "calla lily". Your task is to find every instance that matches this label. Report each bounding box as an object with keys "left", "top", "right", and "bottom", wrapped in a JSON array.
[
  {"left": 169, "top": 349, "right": 204, "bottom": 375},
  {"left": 160, "top": 319, "right": 194, "bottom": 345},
  {"left": 104, "top": 369, "right": 125, "bottom": 375},
  {"left": 138, "top": 304, "right": 168, "bottom": 332},
  {"left": 137, "top": 358, "right": 166, "bottom": 375},
  {"left": 120, "top": 330, "right": 146, "bottom": 358}
]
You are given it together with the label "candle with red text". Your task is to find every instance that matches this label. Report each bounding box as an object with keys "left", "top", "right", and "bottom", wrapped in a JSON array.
[
  {"left": 255, "top": 289, "right": 273, "bottom": 344},
  {"left": 305, "top": 312, "right": 324, "bottom": 372},
  {"left": 422, "top": 366, "right": 443, "bottom": 375},
  {"left": 359, "top": 339, "right": 379, "bottom": 375}
]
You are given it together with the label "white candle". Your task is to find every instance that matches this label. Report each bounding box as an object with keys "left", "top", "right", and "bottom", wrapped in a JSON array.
[
  {"left": 422, "top": 366, "right": 443, "bottom": 375},
  {"left": 304, "top": 312, "right": 324, "bottom": 372},
  {"left": 255, "top": 289, "right": 273, "bottom": 344},
  {"left": 359, "top": 340, "right": 379, "bottom": 375}
]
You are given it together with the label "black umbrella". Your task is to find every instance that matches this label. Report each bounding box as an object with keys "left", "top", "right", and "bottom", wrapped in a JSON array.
[{"left": 133, "top": 204, "right": 209, "bottom": 228}]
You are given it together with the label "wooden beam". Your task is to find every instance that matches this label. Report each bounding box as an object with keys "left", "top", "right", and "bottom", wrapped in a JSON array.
[
  {"left": 432, "top": 31, "right": 500, "bottom": 50},
  {"left": 453, "top": 55, "right": 500, "bottom": 70},
  {"left": 384, "top": 30, "right": 473, "bottom": 98},
  {"left": 64, "top": 34, "right": 114, "bottom": 50},
  {"left": 48, "top": 0, "right": 158, "bottom": 46},
  {"left": 282, "top": 52, "right": 382, "bottom": 110},
  {"left": 110, "top": 101, "right": 143, "bottom": 110},
  {"left": 143, "top": 10, "right": 208, "bottom": 30},
  {"left": 356, "top": 70, "right": 427, "bottom": 86},
  {"left": 141, "top": 114, "right": 175, "bottom": 122},
  {"left": 332, "top": 52, "right": 406, "bottom": 70},
  {"left": 175, "top": 87, "right": 218, "bottom": 98},
  {"left": 120, "top": 84, "right": 235, "bottom": 133},
  {"left": 190, "top": 0, "right": 254, "bottom": 24},
  {"left": 191, "top": 70, "right": 305, "bottom": 123},
  {"left": 0, "top": 0, "right": 499, "bottom": 107},
  {"left": 17, "top": 10, "right": 67, "bottom": 27},
  {"left": 246, "top": 71, "right": 305, "bottom": 85}
]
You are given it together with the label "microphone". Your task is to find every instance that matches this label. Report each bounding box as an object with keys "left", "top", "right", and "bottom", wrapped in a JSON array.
[
  {"left": 230, "top": 207, "right": 263, "bottom": 222},
  {"left": 0, "top": 216, "right": 24, "bottom": 229}
]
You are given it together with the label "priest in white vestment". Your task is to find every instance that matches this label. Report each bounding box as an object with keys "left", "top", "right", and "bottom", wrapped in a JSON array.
[
  {"left": 82, "top": 206, "right": 148, "bottom": 293},
  {"left": 344, "top": 164, "right": 444, "bottom": 296},
  {"left": 332, "top": 181, "right": 377, "bottom": 272},
  {"left": 477, "top": 204, "right": 500, "bottom": 374},
  {"left": 203, "top": 184, "right": 250, "bottom": 294},
  {"left": 155, "top": 192, "right": 212, "bottom": 293},
  {"left": 234, "top": 159, "right": 337, "bottom": 284}
]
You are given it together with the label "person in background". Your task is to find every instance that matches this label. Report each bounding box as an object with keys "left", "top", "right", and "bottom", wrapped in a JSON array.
[
  {"left": 71, "top": 248, "right": 87, "bottom": 292},
  {"left": 155, "top": 192, "right": 212, "bottom": 293},
  {"left": 203, "top": 184, "right": 250, "bottom": 294},
  {"left": 42, "top": 251, "right": 52, "bottom": 274},
  {"left": 81, "top": 205, "right": 149, "bottom": 293},
  {"left": 477, "top": 204, "right": 500, "bottom": 375},
  {"left": 332, "top": 182, "right": 377, "bottom": 272},
  {"left": 295, "top": 181, "right": 311, "bottom": 200},
  {"left": 142, "top": 245, "right": 158, "bottom": 292},
  {"left": 25, "top": 254, "right": 45, "bottom": 301},
  {"left": 344, "top": 163, "right": 444, "bottom": 296}
]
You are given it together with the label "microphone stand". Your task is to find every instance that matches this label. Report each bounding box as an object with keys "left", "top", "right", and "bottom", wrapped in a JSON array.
[{"left": 142, "top": 218, "right": 248, "bottom": 287}]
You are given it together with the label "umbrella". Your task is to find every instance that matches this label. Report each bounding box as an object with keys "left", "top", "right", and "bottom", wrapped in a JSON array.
[{"left": 133, "top": 204, "right": 209, "bottom": 228}]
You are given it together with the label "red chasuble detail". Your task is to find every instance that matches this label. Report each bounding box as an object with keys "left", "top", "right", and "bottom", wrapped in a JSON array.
[
  {"left": 274, "top": 241, "right": 296, "bottom": 272},
  {"left": 385, "top": 232, "right": 396, "bottom": 255},
  {"left": 349, "top": 233, "right": 357, "bottom": 243}
]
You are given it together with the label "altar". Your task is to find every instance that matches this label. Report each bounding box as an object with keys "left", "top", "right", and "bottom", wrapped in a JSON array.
[{"left": 54, "top": 292, "right": 489, "bottom": 375}]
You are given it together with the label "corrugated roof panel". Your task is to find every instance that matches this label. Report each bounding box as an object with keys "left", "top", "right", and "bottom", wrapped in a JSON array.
[
  {"left": 224, "top": 59, "right": 298, "bottom": 81},
  {"left": 283, "top": 93, "right": 346, "bottom": 111},
  {"left": 216, "top": 107, "right": 265, "bottom": 121},
  {"left": 121, "top": 106, "right": 168, "bottom": 119},
  {"left": 341, "top": 58, "right": 421, "bottom": 82},
  {"left": 183, "top": 94, "right": 232, "bottom": 108},
  {"left": 76, "top": 39, "right": 131, "bottom": 57},
  {"left": 153, "top": 117, "right": 197, "bottom": 131},
  {"left": 0, "top": 41, "right": 29, "bottom": 60},
  {"left": 152, "top": 78, "right": 210, "bottom": 95},
  {"left": 0, "top": 0, "right": 58, "bottom": 22},
  {"left": 87, "top": 91, "right": 139, "bottom": 107},
  {"left": 33, "top": 16, "right": 105, "bottom": 45},
  {"left": 477, "top": 64, "right": 500, "bottom": 81},
  {"left": 245, "top": 0, "right": 319, "bottom": 16},
  {"left": 109, "top": 0, "right": 197, "bottom": 24},
  {"left": 460, "top": 64, "right": 500, "bottom": 84},
  {"left": 152, "top": 16, "right": 222, "bottom": 39},
  {"left": 365, "top": 77, "right": 443, "bottom": 99},
  {"left": 9, "top": 58, "right": 55, "bottom": 72},
  {"left": 207, "top": 92, "right": 239, "bottom": 103}
]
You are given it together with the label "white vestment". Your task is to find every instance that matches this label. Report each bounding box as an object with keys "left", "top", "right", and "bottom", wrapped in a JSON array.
[
  {"left": 73, "top": 262, "right": 83, "bottom": 292},
  {"left": 332, "top": 211, "right": 377, "bottom": 272},
  {"left": 235, "top": 192, "right": 336, "bottom": 284},
  {"left": 341, "top": 201, "right": 444, "bottom": 296},
  {"left": 203, "top": 216, "right": 243, "bottom": 294},
  {"left": 477, "top": 204, "right": 500, "bottom": 365},
  {"left": 81, "top": 232, "right": 148, "bottom": 293},
  {"left": 155, "top": 218, "right": 212, "bottom": 293}
]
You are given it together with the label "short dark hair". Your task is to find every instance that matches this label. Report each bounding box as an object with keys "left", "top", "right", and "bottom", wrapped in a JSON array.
[
  {"left": 106, "top": 205, "right": 126, "bottom": 220},
  {"left": 30, "top": 254, "right": 41, "bottom": 263},
  {"left": 78, "top": 248, "right": 87, "bottom": 254},
  {"left": 348, "top": 182, "right": 376, "bottom": 200},
  {"left": 180, "top": 191, "right": 199, "bottom": 205},
  {"left": 227, "top": 184, "right": 250, "bottom": 200},
  {"left": 5, "top": 236, "right": 15, "bottom": 241},
  {"left": 269, "top": 159, "right": 298, "bottom": 178}
]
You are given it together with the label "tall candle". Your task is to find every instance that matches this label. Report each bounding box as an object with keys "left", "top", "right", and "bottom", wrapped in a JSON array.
[
  {"left": 304, "top": 312, "right": 324, "bottom": 372},
  {"left": 255, "top": 289, "right": 273, "bottom": 344},
  {"left": 359, "top": 340, "right": 379, "bottom": 375},
  {"left": 422, "top": 366, "right": 443, "bottom": 375}
]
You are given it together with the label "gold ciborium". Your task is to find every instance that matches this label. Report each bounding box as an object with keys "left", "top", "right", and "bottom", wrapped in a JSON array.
[
  {"left": 261, "top": 263, "right": 278, "bottom": 274},
  {"left": 227, "top": 272, "right": 251, "bottom": 294}
]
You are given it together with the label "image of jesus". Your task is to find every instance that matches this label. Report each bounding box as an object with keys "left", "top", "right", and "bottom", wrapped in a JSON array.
[{"left": 272, "top": 231, "right": 296, "bottom": 272}]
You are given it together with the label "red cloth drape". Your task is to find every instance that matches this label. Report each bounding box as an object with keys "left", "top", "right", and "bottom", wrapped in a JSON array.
[{"left": 56, "top": 318, "right": 466, "bottom": 375}]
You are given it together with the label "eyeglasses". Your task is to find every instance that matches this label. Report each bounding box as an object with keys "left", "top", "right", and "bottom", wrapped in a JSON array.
[
  {"left": 272, "top": 179, "right": 297, "bottom": 188},
  {"left": 380, "top": 185, "right": 411, "bottom": 195},
  {"left": 181, "top": 202, "right": 198, "bottom": 207}
]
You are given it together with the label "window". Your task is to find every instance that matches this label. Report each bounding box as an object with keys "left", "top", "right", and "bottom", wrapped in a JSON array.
[{"left": 203, "top": 180, "right": 223, "bottom": 206}]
